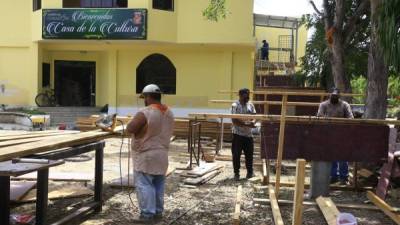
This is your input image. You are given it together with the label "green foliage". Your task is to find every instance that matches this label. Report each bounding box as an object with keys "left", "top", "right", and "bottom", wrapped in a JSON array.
[
  {"left": 202, "top": 0, "right": 229, "bottom": 22},
  {"left": 378, "top": 0, "right": 400, "bottom": 72},
  {"left": 350, "top": 73, "right": 400, "bottom": 109},
  {"left": 350, "top": 76, "right": 367, "bottom": 104},
  {"left": 21, "top": 109, "right": 47, "bottom": 115}
]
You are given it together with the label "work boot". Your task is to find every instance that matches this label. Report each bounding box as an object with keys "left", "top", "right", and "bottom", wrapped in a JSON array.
[
  {"left": 154, "top": 213, "right": 163, "bottom": 220},
  {"left": 330, "top": 177, "right": 339, "bottom": 184},
  {"left": 234, "top": 174, "right": 240, "bottom": 181},
  {"left": 132, "top": 215, "right": 154, "bottom": 224},
  {"left": 339, "top": 178, "right": 350, "bottom": 186},
  {"left": 246, "top": 173, "right": 254, "bottom": 179}
]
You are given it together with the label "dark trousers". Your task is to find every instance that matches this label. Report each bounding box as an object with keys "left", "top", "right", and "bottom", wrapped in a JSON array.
[{"left": 231, "top": 134, "right": 254, "bottom": 175}]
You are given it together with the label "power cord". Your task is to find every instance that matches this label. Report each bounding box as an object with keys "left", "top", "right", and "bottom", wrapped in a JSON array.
[{"left": 117, "top": 119, "right": 137, "bottom": 210}]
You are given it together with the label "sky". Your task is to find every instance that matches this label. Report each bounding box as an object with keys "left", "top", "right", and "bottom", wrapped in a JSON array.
[{"left": 253, "top": 0, "right": 323, "bottom": 18}]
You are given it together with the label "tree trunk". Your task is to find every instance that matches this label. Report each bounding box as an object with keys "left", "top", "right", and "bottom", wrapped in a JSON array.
[
  {"left": 323, "top": 0, "right": 352, "bottom": 95},
  {"left": 365, "top": 0, "right": 388, "bottom": 119},
  {"left": 331, "top": 33, "right": 352, "bottom": 93}
]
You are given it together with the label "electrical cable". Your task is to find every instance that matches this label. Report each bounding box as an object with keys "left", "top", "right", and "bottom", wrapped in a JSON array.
[{"left": 117, "top": 119, "right": 138, "bottom": 210}]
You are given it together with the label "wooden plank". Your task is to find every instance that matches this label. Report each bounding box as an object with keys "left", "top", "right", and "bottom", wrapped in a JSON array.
[
  {"left": 233, "top": 185, "right": 242, "bottom": 225},
  {"left": 187, "top": 163, "right": 220, "bottom": 176},
  {"left": 188, "top": 113, "right": 400, "bottom": 126},
  {"left": 253, "top": 198, "right": 379, "bottom": 211},
  {"left": 218, "top": 90, "right": 363, "bottom": 97},
  {"left": 292, "top": 159, "right": 306, "bottom": 225},
  {"left": 18, "top": 184, "right": 93, "bottom": 203},
  {"left": 0, "top": 130, "right": 71, "bottom": 137},
  {"left": 253, "top": 182, "right": 374, "bottom": 191},
  {"left": 184, "top": 168, "right": 222, "bottom": 185},
  {"left": 269, "top": 185, "right": 285, "bottom": 225},
  {"left": 0, "top": 130, "right": 79, "bottom": 142},
  {"left": 0, "top": 126, "right": 124, "bottom": 162},
  {"left": 13, "top": 172, "right": 93, "bottom": 182},
  {"left": 10, "top": 181, "right": 36, "bottom": 201},
  {"left": 210, "top": 100, "right": 364, "bottom": 107},
  {"left": 275, "top": 94, "right": 288, "bottom": 195},
  {"left": 316, "top": 197, "right": 340, "bottom": 225},
  {"left": 376, "top": 128, "right": 398, "bottom": 198},
  {"left": 358, "top": 168, "right": 374, "bottom": 178},
  {"left": 367, "top": 191, "right": 400, "bottom": 224},
  {"left": 262, "top": 158, "right": 268, "bottom": 185},
  {"left": 0, "top": 132, "right": 79, "bottom": 147}
]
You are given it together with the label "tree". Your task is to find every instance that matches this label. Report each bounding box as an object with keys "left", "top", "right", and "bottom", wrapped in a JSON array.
[
  {"left": 364, "top": 0, "right": 389, "bottom": 119},
  {"left": 203, "top": 0, "right": 229, "bottom": 22},
  {"left": 309, "top": 0, "right": 370, "bottom": 95},
  {"left": 302, "top": 1, "right": 370, "bottom": 90},
  {"left": 377, "top": 0, "right": 400, "bottom": 72}
]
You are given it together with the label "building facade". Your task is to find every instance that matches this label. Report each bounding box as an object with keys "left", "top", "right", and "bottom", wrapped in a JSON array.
[{"left": 0, "top": 0, "right": 306, "bottom": 117}]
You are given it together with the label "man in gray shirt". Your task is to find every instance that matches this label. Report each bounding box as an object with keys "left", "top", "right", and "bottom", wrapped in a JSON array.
[
  {"left": 309, "top": 88, "right": 354, "bottom": 198},
  {"left": 317, "top": 88, "right": 354, "bottom": 185}
]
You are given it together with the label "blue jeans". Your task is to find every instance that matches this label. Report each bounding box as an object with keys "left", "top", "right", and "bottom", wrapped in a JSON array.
[
  {"left": 331, "top": 161, "right": 349, "bottom": 180},
  {"left": 134, "top": 171, "right": 165, "bottom": 218}
]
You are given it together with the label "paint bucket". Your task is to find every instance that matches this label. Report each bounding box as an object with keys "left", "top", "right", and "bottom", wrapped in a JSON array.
[{"left": 337, "top": 213, "right": 357, "bottom": 225}]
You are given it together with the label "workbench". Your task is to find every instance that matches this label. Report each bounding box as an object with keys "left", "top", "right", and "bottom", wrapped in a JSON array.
[{"left": 0, "top": 140, "right": 105, "bottom": 225}]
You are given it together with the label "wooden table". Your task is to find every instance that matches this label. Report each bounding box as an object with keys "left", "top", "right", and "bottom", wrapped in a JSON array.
[{"left": 0, "top": 140, "right": 105, "bottom": 225}]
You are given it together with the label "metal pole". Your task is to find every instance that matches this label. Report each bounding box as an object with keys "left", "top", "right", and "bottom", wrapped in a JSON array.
[
  {"left": 0, "top": 176, "right": 10, "bottom": 225},
  {"left": 219, "top": 118, "right": 224, "bottom": 154},
  {"left": 36, "top": 169, "right": 49, "bottom": 225},
  {"left": 94, "top": 145, "right": 104, "bottom": 212}
]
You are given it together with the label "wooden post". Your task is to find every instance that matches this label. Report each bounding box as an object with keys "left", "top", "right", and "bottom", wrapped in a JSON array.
[
  {"left": 292, "top": 159, "right": 306, "bottom": 225},
  {"left": 233, "top": 185, "right": 242, "bottom": 225},
  {"left": 262, "top": 158, "right": 268, "bottom": 185},
  {"left": 367, "top": 191, "right": 400, "bottom": 224},
  {"left": 269, "top": 185, "right": 285, "bottom": 225},
  {"left": 275, "top": 94, "right": 288, "bottom": 195},
  {"left": 219, "top": 117, "right": 224, "bottom": 154},
  {"left": 316, "top": 197, "right": 340, "bottom": 225}
]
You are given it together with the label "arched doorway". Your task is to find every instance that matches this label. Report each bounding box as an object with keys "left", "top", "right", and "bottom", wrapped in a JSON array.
[{"left": 136, "top": 54, "right": 176, "bottom": 94}]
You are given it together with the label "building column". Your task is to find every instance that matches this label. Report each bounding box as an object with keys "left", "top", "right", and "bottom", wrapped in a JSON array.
[{"left": 107, "top": 50, "right": 118, "bottom": 114}]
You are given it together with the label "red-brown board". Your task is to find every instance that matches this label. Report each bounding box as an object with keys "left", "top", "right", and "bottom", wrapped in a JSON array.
[{"left": 260, "top": 121, "right": 389, "bottom": 162}]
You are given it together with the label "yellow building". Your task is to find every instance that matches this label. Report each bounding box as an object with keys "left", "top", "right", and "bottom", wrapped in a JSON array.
[{"left": 0, "top": 0, "right": 307, "bottom": 117}]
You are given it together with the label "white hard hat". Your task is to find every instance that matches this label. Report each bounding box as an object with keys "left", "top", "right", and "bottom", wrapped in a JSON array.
[{"left": 140, "top": 84, "right": 162, "bottom": 98}]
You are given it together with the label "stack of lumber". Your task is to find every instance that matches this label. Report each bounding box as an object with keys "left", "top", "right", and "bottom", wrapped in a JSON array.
[
  {"left": 0, "top": 126, "right": 125, "bottom": 162},
  {"left": 174, "top": 118, "right": 232, "bottom": 141},
  {"left": 180, "top": 162, "right": 224, "bottom": 185},
  {"left": 75, "top": 116, "right": 233, "bottom": 141}
]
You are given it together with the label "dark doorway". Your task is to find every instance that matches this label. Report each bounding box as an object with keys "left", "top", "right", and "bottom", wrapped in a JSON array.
[
  {"left": 54, "top": 60, "right": 96, "bottom": 106},
  {"left": 136, "top": 54, "right": 176, "bottom": 94}
]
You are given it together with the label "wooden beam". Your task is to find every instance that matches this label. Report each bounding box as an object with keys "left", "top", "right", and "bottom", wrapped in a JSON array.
[
  {"left": 316, "top": 197, "right": 340, "bottom": 225},
  {"left": 233, "top": 185, "right": 242, "bottom": 225},
  {"left": 292, "top": 159, "right": 306, "bottom": 225},
  {"left": 367, "top": 191, "right": 400, "bottom": 224},
  {"left": 275, "top": 94, "right": 287, "bottom": 195},
  {"left": 253, "top": 198, "right": 379, "bottom": 211},
  {"left": 210, "top": 100, "right": 364, "bottom": 107},
  {"left": 188, "top": 113, "right": 400, "bottom": 126},
  {"left": 0, "top": 131, "right": 79, "bottom": 142},
  {"left": 269, "top": 185, "right": 285, "bottom": 225},
  {"left": 218, "top": 90, "right": 363, "bottom": 97},
  {"left": 0, "top": 132, "right": 80, "bottom": 148}
]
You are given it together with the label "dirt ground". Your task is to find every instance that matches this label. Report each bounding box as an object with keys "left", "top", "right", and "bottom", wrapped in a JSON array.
[{"left": 12, "top": 137, "right": 398, "bottom": 225}]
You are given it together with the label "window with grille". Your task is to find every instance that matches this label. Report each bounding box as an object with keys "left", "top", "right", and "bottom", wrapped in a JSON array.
[
  {"left": 33, "top": 0, "right": 41, "bottom": 11},
  {"left": 152, "top": 0, "right": 174, "bottom": 11},
  {"left": 136, "top": 54, "right": 176, "bottom": 95}
]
